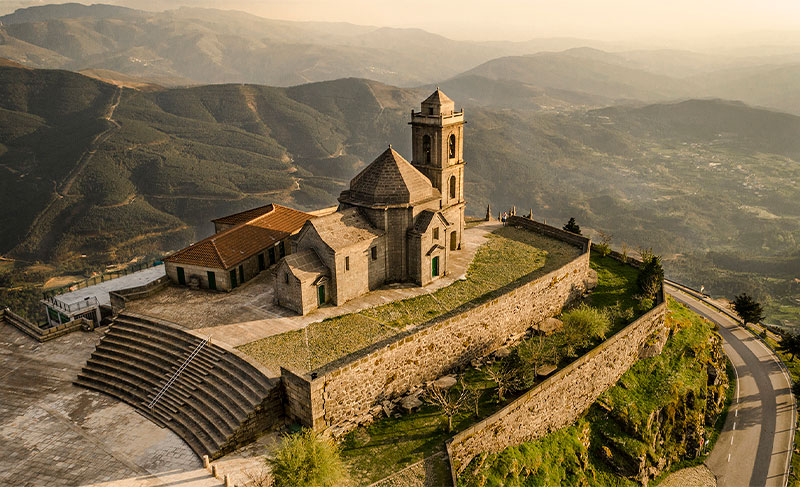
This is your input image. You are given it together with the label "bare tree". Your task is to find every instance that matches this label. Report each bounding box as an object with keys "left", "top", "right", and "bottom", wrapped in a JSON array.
[
  {"left": 424, "top": 379, "right": 471, "bottom": 432},
  {"left": 482, "top": 365, "right": 518, "bottom": 402},
  {"left": 463, "top": 380, "right": 484, "bottom": 418}
]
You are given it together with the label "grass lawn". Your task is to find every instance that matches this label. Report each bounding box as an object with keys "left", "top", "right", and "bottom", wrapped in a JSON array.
[
  {"left": 239, "top": 226, "right": 580, "bottom": 372},
  {"left": 589, "top": 254, "right": 643, "bottom": 330},
  {"left": 338, "top": 254, "right": 644, "bottom": 485}
]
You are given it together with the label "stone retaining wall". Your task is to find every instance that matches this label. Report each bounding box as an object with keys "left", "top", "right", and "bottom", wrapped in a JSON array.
[
  {"left": 446, "top": 294, "right": 667, "bottom": 475},
  {"left": 282, "top": 219, "right": 592, "bottom": 435},
  {"left": 216, "top": 384, "right": 284, "bottom": 458}
]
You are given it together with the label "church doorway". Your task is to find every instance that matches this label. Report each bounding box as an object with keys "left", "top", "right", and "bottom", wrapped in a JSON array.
[
  {"left": 450, "top": 231, "right": 457, "bottom": 251},
  {"left": 317, "top": 284, "right": 326, "bottom": 306},
  {"left": 432, "top": 256, "right": 440, "bottom": 277}
]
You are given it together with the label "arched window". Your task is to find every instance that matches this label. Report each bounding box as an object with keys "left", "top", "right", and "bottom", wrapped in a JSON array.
[
  {"left": 450, "top": 231, "right": 457, "bottom": 251},
  {"left": 422, "top": 135, "right": 431, "bottom": 164},
  {"left": 449, "top": 175, "right": 456, "bottom": 199},
  {"left": 448, "top": 134, "right": 456, "bottom": 159}
]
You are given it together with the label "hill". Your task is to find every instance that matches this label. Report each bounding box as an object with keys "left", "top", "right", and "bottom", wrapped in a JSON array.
[
  {"left": 0, "top": 66, "right": 424, "bottom": 267},
  {"left": 691, "top": 63, "right": 800, "bottom": 115},
  {"left": 0, "top": 3, "right": 521, "bottom": 87},
  {"left": 453, "top": 49, "right": 694, "bottom": 102},
  {"left": 0, "top": 64, "right": 798, "bottom": 327}
]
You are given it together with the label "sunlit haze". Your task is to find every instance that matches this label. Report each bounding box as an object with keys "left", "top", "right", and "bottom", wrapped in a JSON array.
[{"left": 7, "top": 0, "right": 800, "bottom": 45}]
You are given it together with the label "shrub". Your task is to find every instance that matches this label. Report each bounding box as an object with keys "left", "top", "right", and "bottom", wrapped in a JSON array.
[
  {"left": 513, "top": 334, "right": 562, "bottom": 388},
  {"left": 636, "top": 296, "right": 654, "bottom": 313},
  {"left": 268, "top": 429, "right": 348, "bottom": 487},
  {"left": 595, "top": 231, "right": 613, "bottom": 257},
  {"left": 637, "top": 248, "right": 664, "bottom": 300},
  {"left": 561, "top": 303, "right": 611, "bottom": 351}
]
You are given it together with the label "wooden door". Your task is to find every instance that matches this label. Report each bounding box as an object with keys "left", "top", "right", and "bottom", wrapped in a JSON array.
[{"left": 207, "top": 271, "right": 216, "bottom": 290}]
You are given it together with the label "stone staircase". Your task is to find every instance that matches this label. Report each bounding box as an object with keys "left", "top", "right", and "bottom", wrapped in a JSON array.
[{"left": 75, "top": 312, "right": 283, "bottom": 459}]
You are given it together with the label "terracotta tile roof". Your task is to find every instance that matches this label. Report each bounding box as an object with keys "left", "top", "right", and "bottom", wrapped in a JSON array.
[
  {"left": 344, "top": 147, "right": 438, "bottom": 206},
  {"left": 307, "top": 207, "right": 383, "bottom": 252},
  {"left": 211, "top": 204, "right": 276, "bottom": 226},
  {"left": 165, "top": 204, "right": 313, "bottom": 269},
  {"left": 283, "top": 249, "right": 329, "bottom": 282}
]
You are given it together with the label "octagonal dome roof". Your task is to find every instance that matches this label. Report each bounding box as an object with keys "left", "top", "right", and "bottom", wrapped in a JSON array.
[{"left": 346, "top": 147, "right": 437, "bottom": 206}]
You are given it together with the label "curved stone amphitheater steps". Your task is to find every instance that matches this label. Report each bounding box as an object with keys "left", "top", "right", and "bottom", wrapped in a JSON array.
[{"left": 75, "top": 312, "right": 283, "bottom": 459}]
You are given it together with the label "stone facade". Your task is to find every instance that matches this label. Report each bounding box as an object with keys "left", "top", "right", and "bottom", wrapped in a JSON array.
[
  {"left": 165, "top": 242, "right": 286, "bottom": 292},
  {"left": 280, "top": 223, "right": 591, "bottom": 435},
  {"left": 275, "top": 90, "right": 468, "bottom": 315},
  {"left": 446, "top": 295, "right": 668, "bottom": 474}
]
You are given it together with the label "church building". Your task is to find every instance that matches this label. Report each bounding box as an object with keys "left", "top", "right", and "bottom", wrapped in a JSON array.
[{"left": 276, "top": 89, "right": 466, "bottom": 315}]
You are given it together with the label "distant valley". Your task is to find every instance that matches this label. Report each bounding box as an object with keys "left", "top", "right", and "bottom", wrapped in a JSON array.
[{"left": 0, "top": 3, "right": 798, "bottom": 329}]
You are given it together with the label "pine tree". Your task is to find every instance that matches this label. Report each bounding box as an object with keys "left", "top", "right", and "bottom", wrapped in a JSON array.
[
  {"left": 732, "top": 293, "right": 765, "bottom": 325},
  {"left": 777, "top": 333, "right": 800, "bottom": 361},
  {"left": 563, "top": 217, "right": 581, "bottom": 234}
]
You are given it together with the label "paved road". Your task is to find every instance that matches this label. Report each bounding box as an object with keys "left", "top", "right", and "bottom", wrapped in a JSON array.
[{"left": 667, "top": 284, "right": 795, "bottom": 487}]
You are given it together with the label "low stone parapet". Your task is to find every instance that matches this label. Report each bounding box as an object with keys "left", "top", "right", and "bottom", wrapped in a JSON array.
[
  {"left": 1, "top": 307, "right": 87, "bottom": 341},
  {"left": 109, "top": 275, "right": 170, "bottom": 313}
]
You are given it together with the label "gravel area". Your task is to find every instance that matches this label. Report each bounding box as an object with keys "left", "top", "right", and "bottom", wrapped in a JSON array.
[{"left": 659, "top": 465, "right": 717, "bottom": 487}]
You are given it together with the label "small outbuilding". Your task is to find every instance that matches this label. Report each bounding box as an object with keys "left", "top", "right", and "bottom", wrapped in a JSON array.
[{"left": 164, "top": 204, "right": 313, "bottom": 291}]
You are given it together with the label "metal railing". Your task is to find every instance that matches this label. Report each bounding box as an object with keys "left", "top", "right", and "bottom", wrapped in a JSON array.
[
  {"left": 43, "top": 260, "right": 163, "bottom": 299},
  {"left": 44, "top": 295, "right": 99, "bottom": 314},
  {"left": 147, "top": 336, "right": 210, "bottom": 410}
]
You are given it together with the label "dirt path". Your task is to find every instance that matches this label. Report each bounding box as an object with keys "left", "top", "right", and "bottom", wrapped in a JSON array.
[
  {"left": 60, "top": 86, "right": 122, "bottom": 197},
  {"left": 14, "top": 86, "right": 123, "bottom": 256}
]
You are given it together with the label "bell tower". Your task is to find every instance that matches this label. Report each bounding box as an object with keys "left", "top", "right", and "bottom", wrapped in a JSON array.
[{"left": 410, "top": 88, "right": 466, "bottom": 249}]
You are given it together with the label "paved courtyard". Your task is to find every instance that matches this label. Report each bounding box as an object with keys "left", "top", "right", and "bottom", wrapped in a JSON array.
[
  {"left": 127, "top": 221, "right": 503, "bottom": 348},
  {"left": 0, "top": 321, "right": 221, "bottom": 487}
]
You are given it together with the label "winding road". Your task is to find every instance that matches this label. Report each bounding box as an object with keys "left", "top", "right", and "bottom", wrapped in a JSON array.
[{"left": 666, "top": 282, "right": 796, "bottom": 487}]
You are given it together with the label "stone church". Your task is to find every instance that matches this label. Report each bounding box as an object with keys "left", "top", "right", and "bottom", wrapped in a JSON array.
[{"left": 276, "top": 89, "right": 467, "bottom": 315}]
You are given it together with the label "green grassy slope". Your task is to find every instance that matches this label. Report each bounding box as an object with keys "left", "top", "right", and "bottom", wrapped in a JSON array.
[{"left": 459, "top": 298, "right": 732, "bottom": 486}]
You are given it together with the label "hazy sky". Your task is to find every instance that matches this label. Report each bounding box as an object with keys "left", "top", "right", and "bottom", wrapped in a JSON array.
[
  {"left": 6, "top": 0, "right": 800, "bottom": 43},
  {"left": 242, "top": 0, "right": 800, "bottom": 42}
]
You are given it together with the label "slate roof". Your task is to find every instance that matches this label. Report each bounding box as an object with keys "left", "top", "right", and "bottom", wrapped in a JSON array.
[
  {"left": 345, "top": 147, "right": 438, "bottom": 206},
  {"left": 412, "top": 210, "right": 449, "bottom": 234},
  {"left": 307, "top": 207, "right": 383, "bottom": 252},
  {"left": 283, "top": 249, "right": 329, "bottom": 282},
  {"left": 165, "top": 204, "right": 313, "bottom": 269}
]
